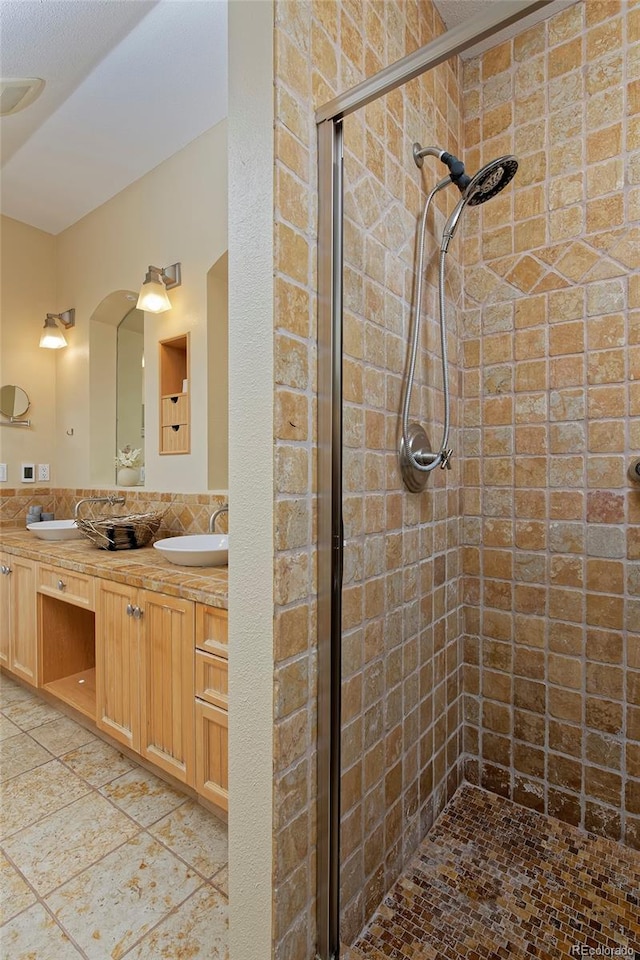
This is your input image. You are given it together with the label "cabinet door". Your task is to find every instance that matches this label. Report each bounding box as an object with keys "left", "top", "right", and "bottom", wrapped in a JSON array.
[
  {"left": 95, "top": 580, "right": 140, "bottom": 751},
  {"left": 139, "top": 591, "right": 194, "bottom": 784},
  {"left": 9, "top": 556, "right": 37, "bottom": 685},
  {"left": 195, "top": 699, "right": 228, "bottom": 811},
  {"left": 0, "top": 552, "right": 10, "bottom": 667}
]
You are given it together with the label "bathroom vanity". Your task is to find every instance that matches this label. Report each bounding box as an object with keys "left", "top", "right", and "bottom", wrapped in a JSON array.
[{"left": 0, "top": 531, "right": 228, "bottom": 812}]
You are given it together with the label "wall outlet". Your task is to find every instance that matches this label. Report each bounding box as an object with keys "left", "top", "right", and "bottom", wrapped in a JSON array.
[
  {"left": 37, "top": 463, "right": 50, "bottom": 481},
  {"left": 0, "top": 464, "right": 7, "bottom": 482}
]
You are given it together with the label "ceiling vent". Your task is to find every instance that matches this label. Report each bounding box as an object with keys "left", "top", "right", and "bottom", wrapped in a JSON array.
[{"left": 0, "top": 78, "right": 45, "bottom": 117}]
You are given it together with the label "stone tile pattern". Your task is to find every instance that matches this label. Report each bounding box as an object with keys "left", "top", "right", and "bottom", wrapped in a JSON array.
[
  {"left": 273, "top": 1, "right": 468, "bottom": 955},
  {"left": 0, "top": 673, "right": 228, "bottom": 959},
  {"left": 353, "top": 782, "right": 640, "bottom": 960},
  {"left": 339, "top": 41, "right": 467, "bottom": 952},
  {"left": 0, "top": 487, "right": 228, "bottom": 538},
  {"left": 460, "top": 1, "right": 640, "bottom": 849}
]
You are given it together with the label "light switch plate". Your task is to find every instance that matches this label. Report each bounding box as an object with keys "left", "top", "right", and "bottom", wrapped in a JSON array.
[
  {"left": 21, "top": 463, "right": 36, "bottom": 483},
  {"left": 0, "top": 463, "right": 7, "bottom": 482},
  {"left": 37, "top": 463, "right": 50, "bottom": 481}
]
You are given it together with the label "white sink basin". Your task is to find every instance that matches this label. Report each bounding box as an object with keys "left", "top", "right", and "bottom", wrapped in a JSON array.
[
  {"left": 153, "top": 534, "right": 228, "bottom": 567},
  {"left": 27, "top": 519, "right": 83, "bottom": 541}
]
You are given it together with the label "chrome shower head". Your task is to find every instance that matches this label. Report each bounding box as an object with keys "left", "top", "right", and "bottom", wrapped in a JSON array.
[
  {"left": 464, "top": 155, "right": 519, "bottom": 206},
  {"left": 441, "top": 154, "right": 518, "bottom": 250}
]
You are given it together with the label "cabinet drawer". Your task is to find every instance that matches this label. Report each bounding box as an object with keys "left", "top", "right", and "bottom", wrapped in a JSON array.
[
  {"left": 38, "top": 564, "right": 94, "bottom": 610},
  {"left": 161, "top": 424, "right": 189, "bottom": 454},
  {"left": 161, "top": 394, "right": 188, "bottom": 426},
  {"left": 195, "top": 651, "right": 228, "bottom": 709},
  {"left": 195, "top": 604, "right": 228, "bottom": 658}
]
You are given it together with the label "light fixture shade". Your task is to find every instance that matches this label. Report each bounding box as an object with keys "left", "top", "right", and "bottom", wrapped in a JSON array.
[
  {"left": 136, "top": 263, "right": 181, "bottom": 313},
  {"left": 136, "top": 278, "right": 172, "bottom": 313},
  {"left": 39, "top": 315, "right": 67, "bottom": 349},
  {"left": 137, "top": 267, "right": 172, "bottom": 313}
]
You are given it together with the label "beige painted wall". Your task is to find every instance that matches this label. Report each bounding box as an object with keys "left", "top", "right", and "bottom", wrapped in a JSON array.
[
  {"left": 227, "top": 2, "right": 275, "bottom": 959},
  {"left": 52, "top": 120, "right": 228, "bottom": 492},
  {"left": 0, "top": 217, "right": 57, "bottom": 483}
]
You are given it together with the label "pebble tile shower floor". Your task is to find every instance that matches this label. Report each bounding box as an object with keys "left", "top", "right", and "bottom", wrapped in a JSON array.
[
  {"left": 348, "top": 784, "right": 640, "bottom": 960},
  {"left": 0, "top": 673, "right": 228, "bottom": 959}
]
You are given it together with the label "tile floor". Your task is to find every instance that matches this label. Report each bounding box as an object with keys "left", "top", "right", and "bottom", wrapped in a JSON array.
[
  {"left": 349, "top": 783, "right": 640, "bottom": 960},
  {"left": 0, "top": 672, "right": 228, "bottom": 960}
]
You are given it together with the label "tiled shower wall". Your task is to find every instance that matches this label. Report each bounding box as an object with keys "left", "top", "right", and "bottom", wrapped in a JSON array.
[
  {"left": 461, "top": 0, "right": 640, "bottom": 849},
  {"left": 271, "top": 1, "right": 465, "bottom": 955},
  {"left": 339, "top": 65, "right": 464, "bottom": 942}
]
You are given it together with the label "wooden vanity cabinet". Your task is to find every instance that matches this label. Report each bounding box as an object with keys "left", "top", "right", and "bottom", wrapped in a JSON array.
[
  {"left": 194, "top": 604, "right": 229, "bottom": 810},
  {"left": 95, "top": 581, "right": 195, "bottom": 785},
  {"left": 0, "top": 553, "right": 37, "bottom": 685},
  {"left": 1, "top": 550, "right": 227, "bottom": 809}
]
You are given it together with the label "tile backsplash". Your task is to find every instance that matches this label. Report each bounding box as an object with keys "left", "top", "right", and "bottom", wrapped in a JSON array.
[{"left": 0, "top": 488, "right": 228, "bottom": 538}]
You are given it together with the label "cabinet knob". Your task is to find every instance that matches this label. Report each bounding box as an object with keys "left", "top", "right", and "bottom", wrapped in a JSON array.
[
  {"left": 133, "top": 605, "right": 144, "bottom": 619},
  {"left": 1, "top": 565, "right": 11, "bottom": 575},
  {"left": 126, "top": 603, "right": 134, "bottom": 617},
  {"left": 57, "top": 579, "right": 66, "bottom": 591}
]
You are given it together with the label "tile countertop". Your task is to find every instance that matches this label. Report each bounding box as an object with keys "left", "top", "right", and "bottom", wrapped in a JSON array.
[{"left": 0, "top": 529, "right": 228, "bottom": 610}]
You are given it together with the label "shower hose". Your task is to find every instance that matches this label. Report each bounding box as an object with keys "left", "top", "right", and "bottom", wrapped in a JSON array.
[{"left": 401, "top": 177, "right": 452, "bottom": 474}]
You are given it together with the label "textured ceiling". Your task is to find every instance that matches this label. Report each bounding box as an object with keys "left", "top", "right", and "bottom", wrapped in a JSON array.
[{"left": 0, "top": 0, "right": 228, "bottom": 234}]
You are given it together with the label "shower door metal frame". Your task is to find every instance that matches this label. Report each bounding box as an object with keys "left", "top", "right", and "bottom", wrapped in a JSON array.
[{"left": 315, "top": 4, "right": 554, "bottom": 958}]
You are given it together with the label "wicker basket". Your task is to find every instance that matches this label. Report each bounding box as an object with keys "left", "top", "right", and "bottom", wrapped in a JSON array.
[{"left": 76, "top": 512, "right": 164, "bottom": 551}]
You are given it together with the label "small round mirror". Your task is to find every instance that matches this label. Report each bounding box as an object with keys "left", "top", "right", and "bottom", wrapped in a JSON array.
[{"left": 0, "top": 385, "right": 30, "bottom": 418}]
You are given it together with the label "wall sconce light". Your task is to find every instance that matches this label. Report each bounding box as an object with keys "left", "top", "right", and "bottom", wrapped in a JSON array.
[
  {"left": 136, "top": 262, "right": 182, "bottom": 314},
  {"left": 39, "top": 309, "right": 75, "bottom": 349}
]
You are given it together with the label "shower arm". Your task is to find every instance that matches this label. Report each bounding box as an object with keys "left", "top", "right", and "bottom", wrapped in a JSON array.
[{"left": 401, "top": 176, "right": 452, "bottom": 473}]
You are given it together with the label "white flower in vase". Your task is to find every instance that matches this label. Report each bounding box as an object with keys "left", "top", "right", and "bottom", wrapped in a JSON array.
[{"left": 116, "top": 446, "right": 143, "bottom": 485}]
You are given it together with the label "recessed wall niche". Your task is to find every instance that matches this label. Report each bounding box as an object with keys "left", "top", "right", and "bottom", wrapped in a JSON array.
[{"left": 159, "top": 333, "right": 190, "bottom": 455}]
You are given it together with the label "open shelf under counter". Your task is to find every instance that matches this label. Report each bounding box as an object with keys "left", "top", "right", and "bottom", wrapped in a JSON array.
[
  {"left": 38, "top": 593, "right": 96, "bottom": 719},
  {"left": 43, "top": 667, "right": 96, "bottom": 720}
]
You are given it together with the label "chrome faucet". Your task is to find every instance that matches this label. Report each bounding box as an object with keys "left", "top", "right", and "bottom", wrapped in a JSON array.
[
  {"left": 209, "top": 504, "right": 228, "bottom": 533},
  {"left": 74, "top": 494, "right": 126, "bottom": 520}
]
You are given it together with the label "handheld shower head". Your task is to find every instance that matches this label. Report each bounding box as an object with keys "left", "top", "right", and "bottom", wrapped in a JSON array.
[
  {"left": 441, "top": 154, "right": 518, "bottom": 250},
  {"left": 464, "top": 155, "right": 519, "bottom": 206}
]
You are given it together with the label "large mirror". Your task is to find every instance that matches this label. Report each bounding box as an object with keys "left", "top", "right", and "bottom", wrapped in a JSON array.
[
  {"left": 89, "top": 290, "right": 145, "bottom": 487},
  {"left": 116, "top": 308, "right": 145, "bottom": 484}
]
